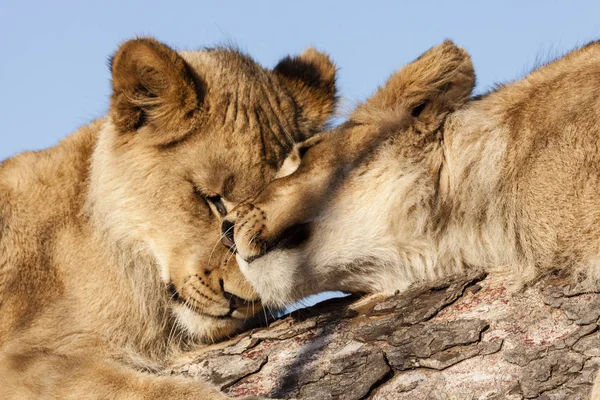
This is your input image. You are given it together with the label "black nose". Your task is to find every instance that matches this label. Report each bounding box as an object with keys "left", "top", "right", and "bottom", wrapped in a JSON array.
[{"left": 221, "top": 220, "right": 235, "bottom": 249}]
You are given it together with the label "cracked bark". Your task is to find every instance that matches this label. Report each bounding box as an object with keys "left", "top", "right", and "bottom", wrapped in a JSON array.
[{"left": 166, "top": 271, "right": 600, "bottom": 399}]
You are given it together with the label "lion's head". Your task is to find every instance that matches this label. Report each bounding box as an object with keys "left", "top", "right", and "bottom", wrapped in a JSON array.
[
  {"left": 223, "top": 41, "right": 475, "bottom": 307},
  {"left": 87, "top": 38, "right": 337, "bottom": 341}
]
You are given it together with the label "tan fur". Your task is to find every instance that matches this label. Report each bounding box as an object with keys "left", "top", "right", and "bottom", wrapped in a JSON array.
[
  {"left": 228, "top": 39, "right": 600, "bottom": 395},
  {"left": 226, "top": 39, "right": 600, "bottom": 313},
  {"left": 0, "top": 37, "right": 337, "bottom": 399}
]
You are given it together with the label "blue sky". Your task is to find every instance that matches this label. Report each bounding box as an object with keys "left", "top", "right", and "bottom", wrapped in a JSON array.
[
  {"left": 2, "top": 1, "right": 600, "bottom": 308},
  {"left": 2, "top": 1, "right": 600, "bottom": 161},
  {"left": 0, "top": 0, "right": 600, "bottom": 303}
]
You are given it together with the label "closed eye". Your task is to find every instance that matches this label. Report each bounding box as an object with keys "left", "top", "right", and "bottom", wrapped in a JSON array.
[
  {"left": 206, "top": 195, "right": 227, "bottom": 216},
  {"left": 190, "top": 182, "right": 228, "bottom": 217}
]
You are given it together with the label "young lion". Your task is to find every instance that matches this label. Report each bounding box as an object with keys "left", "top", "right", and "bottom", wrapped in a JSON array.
[
  {"left": 226, "top": 40, "right": 600, "bottom": 395},
  {"left": 0, "top": 38, "right": 337, "bottom": 399},
  {"left": 225, "top": 40, "right": 600, "bottom": 307}
]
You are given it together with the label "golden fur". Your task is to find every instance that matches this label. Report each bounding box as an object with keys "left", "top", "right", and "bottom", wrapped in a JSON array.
[
  {"left": 228, "top": 39, "right": 600, "bottom": 301},
  {"left": 0, "top": 37, "right": 337, "bottom": 399},
  {"left": 227, "top": 38, "right": 600, "bottom": 396}
]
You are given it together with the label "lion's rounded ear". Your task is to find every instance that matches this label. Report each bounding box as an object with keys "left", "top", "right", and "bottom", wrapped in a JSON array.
[
  {"left": 109, "top": 38, "right": 204, "bottom": 144},
  {"left": 353, "top": 41, "right": 475, "bottom": 135},
  {"left": 274, "top": 48, "right": 338, "bottom": 139}
]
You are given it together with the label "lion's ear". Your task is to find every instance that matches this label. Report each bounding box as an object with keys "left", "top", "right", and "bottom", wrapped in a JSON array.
[
  {"left": 110, "top": 38, "right": 204, "bottom": 144},
  {"left": 274, "top": 48, "right": 338, "bottom": 139},
  {"left": 354, "top": 40, "right": 475, "bottom": 134}
]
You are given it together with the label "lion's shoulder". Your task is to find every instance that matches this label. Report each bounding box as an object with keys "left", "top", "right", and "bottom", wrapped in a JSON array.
[
  {"left": 0, "top": 121, "right": 101, "bottom": 341},
  {"left": 0, "top": 120, "right": 100, "bottom": 219},
  {"left": 0, "top": 119, "right": 100, "bottom": 290}
]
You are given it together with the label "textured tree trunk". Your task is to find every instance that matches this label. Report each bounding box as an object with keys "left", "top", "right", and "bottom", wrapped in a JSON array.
[{"left": 166, "top": 271, "right": 600, "bottom": 399}]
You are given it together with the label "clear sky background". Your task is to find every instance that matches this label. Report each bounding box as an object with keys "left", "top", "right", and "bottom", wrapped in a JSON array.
[
  {"left": 2, "top": 1, "right": 600, "bottom": 161},
  {"left": 1, "top": 1, "right": 600, "bottom": 306}
]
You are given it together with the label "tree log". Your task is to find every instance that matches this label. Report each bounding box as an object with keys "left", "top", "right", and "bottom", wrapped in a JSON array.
[{"left": 166, "top": 271, "right": 600, "bottom": 399}]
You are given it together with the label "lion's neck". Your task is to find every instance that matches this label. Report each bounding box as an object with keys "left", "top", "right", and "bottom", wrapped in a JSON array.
[
  {"left": 435, "top": 105, "right": 518, "bottom": 270},
  {"left": 369, "top": 106, "right": 517, "bottom": 295}
]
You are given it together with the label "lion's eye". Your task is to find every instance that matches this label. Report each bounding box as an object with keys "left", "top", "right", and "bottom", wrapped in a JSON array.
[
  {"left": 207, "top": 195, "right": 227, "bottom": 216},
  {"left": 190, "top": 183, "right": 227, "bottom": 217}
]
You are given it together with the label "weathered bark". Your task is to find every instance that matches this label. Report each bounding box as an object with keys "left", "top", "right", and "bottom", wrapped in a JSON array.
[{"left": 166, "top": 271, "right": 600, "bottom": 399}]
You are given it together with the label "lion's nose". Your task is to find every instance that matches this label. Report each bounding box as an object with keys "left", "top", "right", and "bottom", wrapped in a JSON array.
[{"left": 221, "top": 219, "right": 235, "bottom": 249}]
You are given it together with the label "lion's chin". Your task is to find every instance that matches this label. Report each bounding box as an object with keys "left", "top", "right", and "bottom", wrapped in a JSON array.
[
  {"left": 236, "top": 252, "right": 301, "bottom": 309},
  {"left": 172, "top": 304, "right": 242, "bottom": 343}
]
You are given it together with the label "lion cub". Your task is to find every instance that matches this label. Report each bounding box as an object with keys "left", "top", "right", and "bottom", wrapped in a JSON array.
[
  {"left": 226, "top": 40, "right": 600, "bottom": 308},
  {"left": 0, "top": 38, "right": 337, "bottom": 398}
]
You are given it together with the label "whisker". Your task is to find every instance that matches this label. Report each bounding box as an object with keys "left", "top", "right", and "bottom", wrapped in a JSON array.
[
  {"left": 166, "top": 322, "right": 175, "bottom": 351},
  {"left": 235, "top": 230, "right": 251, "bottom": 250},
  {"left": 247, "top": 232, "right": 258, "bottom": 249},
  {"left": 184, "top": 275, "right": 223, "bottom": 303},
  {"left": 208, "top": 224, "right": 236, "bottom": 265},
  {"left": 177, "top": 327, "right": 186, "bottom": 350},
  {"left": 167, "top": 296, "right": 184, "bottom": 350},
  {"left": 185, "top": 292, "right": 211, "bottom": 309},
  {"left": 225, "top": 244, "right": 238, "bottom": 265},
  {"left": 192, "top": 284, "right": 223, "bottom": 304},
  {"left": 250, "top": 237, "right": 262, "bottom": 258},
  {"left": 267, "top": 304, "right": 277, "bottom": 319}
]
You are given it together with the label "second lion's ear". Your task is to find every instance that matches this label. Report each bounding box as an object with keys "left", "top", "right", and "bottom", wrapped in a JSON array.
[
  {"left": 353, "top": 41, "right": 475, "bottom": 135},
  {"left": 274, "top": 48, "right": 338, "bottom": 140},
  {"left": 110, "top": 38, "right": 204, "bottom": 145}
]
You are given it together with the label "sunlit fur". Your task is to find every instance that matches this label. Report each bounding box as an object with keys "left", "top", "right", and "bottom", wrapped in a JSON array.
[
  {"left": 232, "top": 38, "right": 600, "bottom": 394},
  {"left": 231, "top": 40, "right": 600, "bottom": 307},
  {"left": 0, "top": 37, "right": 337, "bottom": 399}
]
